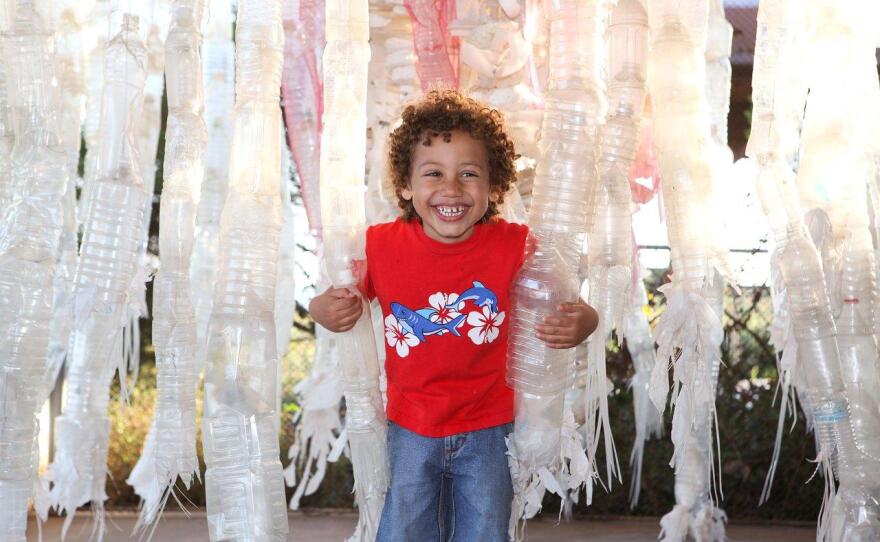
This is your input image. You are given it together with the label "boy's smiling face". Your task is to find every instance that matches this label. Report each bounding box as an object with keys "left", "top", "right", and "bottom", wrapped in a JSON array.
[{"left": 402, "top": 130, "right": 498, "bottom": 244}]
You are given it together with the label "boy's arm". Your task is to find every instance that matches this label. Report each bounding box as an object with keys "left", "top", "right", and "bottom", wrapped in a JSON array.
[
  {"left": 309, "top": 286, "right": 364, "bottom": 332},
  {"left": 535, "top": 298, "right": 599, "bottom": 349}
]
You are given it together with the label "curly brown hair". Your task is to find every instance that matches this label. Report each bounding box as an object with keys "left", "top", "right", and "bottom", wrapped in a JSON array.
[{"left": 387, "top": 89, "right": 519, "bottom": 222}]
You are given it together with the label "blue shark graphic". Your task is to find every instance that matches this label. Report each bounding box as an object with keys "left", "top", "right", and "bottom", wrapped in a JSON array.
[
  {"left": 391, "top": 302, "right": 466, "bottom": 343},
  {"left": 449, "top": 281, "right": 498, "bottom": 313}
]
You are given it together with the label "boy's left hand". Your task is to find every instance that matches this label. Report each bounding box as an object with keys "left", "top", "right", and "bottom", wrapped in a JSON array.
[{"left": 536, "top": 299, "right": 599, "bottom": 349}]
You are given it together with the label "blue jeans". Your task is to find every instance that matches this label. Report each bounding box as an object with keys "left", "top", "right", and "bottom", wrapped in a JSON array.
[{"left": 376, "top": 421, "right": 513, "bottom": 542}]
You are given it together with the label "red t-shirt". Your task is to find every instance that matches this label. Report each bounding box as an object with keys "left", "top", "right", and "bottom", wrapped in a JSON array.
[{"left": 364, "top": 217, "right": 529, "bottom": 437}]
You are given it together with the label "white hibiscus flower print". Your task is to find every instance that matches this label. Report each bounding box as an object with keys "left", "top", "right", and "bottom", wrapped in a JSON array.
[
  {"left": 427, "top": 292, "right": 462, "bottom": 334},
  {"left": 384, "top": 313, "right": 419, "bottom": 357},
  {"left": 466, "top": 306, "right": 506, "bottom": 345}
]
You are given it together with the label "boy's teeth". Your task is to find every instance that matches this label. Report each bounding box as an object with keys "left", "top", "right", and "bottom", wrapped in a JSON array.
[{"left": 437, "top": 206, "right": 464, "bottom": 217}]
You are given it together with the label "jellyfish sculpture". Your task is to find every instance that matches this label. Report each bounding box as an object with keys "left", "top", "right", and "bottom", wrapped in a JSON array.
[
  {"left": 128, "top": 0, "right": 206, "bottom": 526},
  {"left": 0, "top": 2, "right": 67, "bottom": 539},
  {"left": 47, "top": 13, "right": 148, "bottom": 538},
  {"left": 200, "top": 0, "right": 289, "bottom": 539},
  {"left": 320, "top": 0, "right": 390, "bottom": 539},
  {"left": 506, "top": 0, "right": 600, "bottom": 534},
  {"left": 646, "top": 1, "right": 729, "bottom": 539},
  {"left": 191, "top": 0, "right": 234, "bottom": 372}
]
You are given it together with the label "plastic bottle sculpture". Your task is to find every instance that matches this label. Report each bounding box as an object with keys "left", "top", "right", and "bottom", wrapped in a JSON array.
[
  {"left": 583, "top": 0, "right": 650, "bottom": 487},
  {"left": 0, "top": 2, "right": 66, "bottom": 539},
  {"left": 201, "top": 0, "right": 288, "bottom": 539},
  {"left": 191, "top": 0, "right": 233, "bottom": 371},
  {"left": 365, "top": 0, "right": 417, "bottom": 224},
  {"left": 44, "top": 1, "right": 88, "bottom": 401},
  {"left": 47, "top": 13, "right": 147, "bottom": 538},
  {"left": 129, "top": 0, "right": 206, "bottom": 526},
  {"left": 129, "top": 4, "right": 168, "bottom": 376},
  {"left": 280, "top": 0, "right": 344, "bottom": 509},
  {"left": 320, "top": 1, "right": 389, "bottom": 539},
  {"left": 791, "top": 3, "right": 880, "bottom": 538},
  {"left": 450, "top": 1, "right": 542, "bottom": 162},
  {"left": 704, "top": 0, "right": 731, "bottom": 150},
  {"left": 276, "top": 130, "right": 297, "bottom": 388},
  {"left": 404, "top": 0, "right": 457, "bottom": 90},
  {"left": 448, "top": 0, "right": 543, "bottom": 226},
  {"left": 645, "top": 1, "right": 728, "bottom": 540},
  {"left": 746, "top": 0, "right": 809, "bottom": 504},
  {"left": 622, "top": 279, "right": 663, "bottom": 508},
  {"left": 281, "top": 0, "right": 324, "bottom": 236},
  {"left": 0, "top": 48, "right": 11, "bottom": 214},
  {"left": 747, "top": 1, "right": 866, "bottom": 538},
  {"left": 506, "top": 0, "right": 599, "bottom": 532},
  {"left": 77, "top": 0, "right": 111, "bottom": 226}
]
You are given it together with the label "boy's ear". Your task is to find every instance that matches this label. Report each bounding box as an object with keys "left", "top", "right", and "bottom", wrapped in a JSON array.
[
  {"left": 401, "top": 186, "right": 413, "bottom": 200},
  {"left": 489, "top": 189, "right": 501, "bottom": 203}
]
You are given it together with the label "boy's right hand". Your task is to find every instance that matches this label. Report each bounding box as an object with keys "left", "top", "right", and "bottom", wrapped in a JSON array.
[{"left": 309, "top": 286, "right": 364, "bottom": 332}]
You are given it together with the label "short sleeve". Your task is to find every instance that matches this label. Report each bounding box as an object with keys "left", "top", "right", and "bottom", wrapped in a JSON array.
[
  {"left": 515, "top": 223, "right": 531, "bottom": 271},
  {"left": 358, "top": 226, "right": 377, "bottom": 300}
]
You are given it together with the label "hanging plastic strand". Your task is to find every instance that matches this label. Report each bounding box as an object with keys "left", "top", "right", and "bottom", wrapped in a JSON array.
[
  {"left": 46, "top": 13, "right": 148, "bottom": 539},
  {"left": 792, "top": 2, "right": 880, "bottom": 538},
  {"left": 77, "top": 0, "right": 113, "bottom": 227},
  {"left": 125, "top": 0, "right": 169, "bottom": 386},
  {"left": 43, "top": 0, "right": 88, "bottom": 405},
  {"left": 582, "top": 0, "right": 650, "bottom": 488},
  {"left": 281, "top": 0, "right": 324, "bottom": 237},
  {"left": 320, "top": 1, "right": 389, "bottom": 540},
  {"left": 745, "top": 0, "right": 808, "bottom": 505},
  {"left": 128, "top": 0, "right": 206, "bottom": 528},
  {"left": 200, "top": 0, "right": 288, "bottom": 539},
  {"left": 645, "top": 1, "right": 729, "bottom": 540},
  {"left": 281, "top": 0, "right": 346, "bottom": 508},
  {"left": 746, "top": 1, "right": 861, "bottom": 539},
  {"left": 506, "top": 0, "right": 599, "bottom": 535},
  {"left": 191, "top": 0, "right": 233, "bottom": 373},
  {"left": 0, "top": 2, "right": 67, "bottom": 540}
]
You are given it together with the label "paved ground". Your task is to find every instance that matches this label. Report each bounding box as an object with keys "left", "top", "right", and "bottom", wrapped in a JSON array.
[{"left": 27, "top": 511, "right": 815, "bottom": 541}]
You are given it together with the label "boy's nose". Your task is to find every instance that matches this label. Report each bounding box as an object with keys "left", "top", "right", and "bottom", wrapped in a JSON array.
[{"left": 441, "top": 176, "right": 463, "bottom": 195}]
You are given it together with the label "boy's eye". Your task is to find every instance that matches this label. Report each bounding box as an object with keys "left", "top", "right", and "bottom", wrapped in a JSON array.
[
  {"left": 424, "top": 170, "right": 442, "bottom": 177},
  {"left": 460, "top": 171, "right": 479, "bottom": 179}
]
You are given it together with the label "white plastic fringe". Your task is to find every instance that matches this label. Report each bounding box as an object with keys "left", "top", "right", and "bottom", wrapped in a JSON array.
[
  {"left": 624, "top": 280, "right": 664, "bottom": 508},
  {"left": 507, "top": 410, "right": 593, "bottom": 541},
  {"left": 283, "top": 325, "right": 344, "bottom": 510}
]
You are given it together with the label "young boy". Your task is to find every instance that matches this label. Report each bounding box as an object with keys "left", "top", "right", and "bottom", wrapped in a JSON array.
[{"left": 309, "top": 89, "right": 598, "bottom": 541}]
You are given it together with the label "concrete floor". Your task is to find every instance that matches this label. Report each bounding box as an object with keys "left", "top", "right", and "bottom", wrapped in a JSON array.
[{"left": 27, "top": 511, "right": 815, "bottom": 541}]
